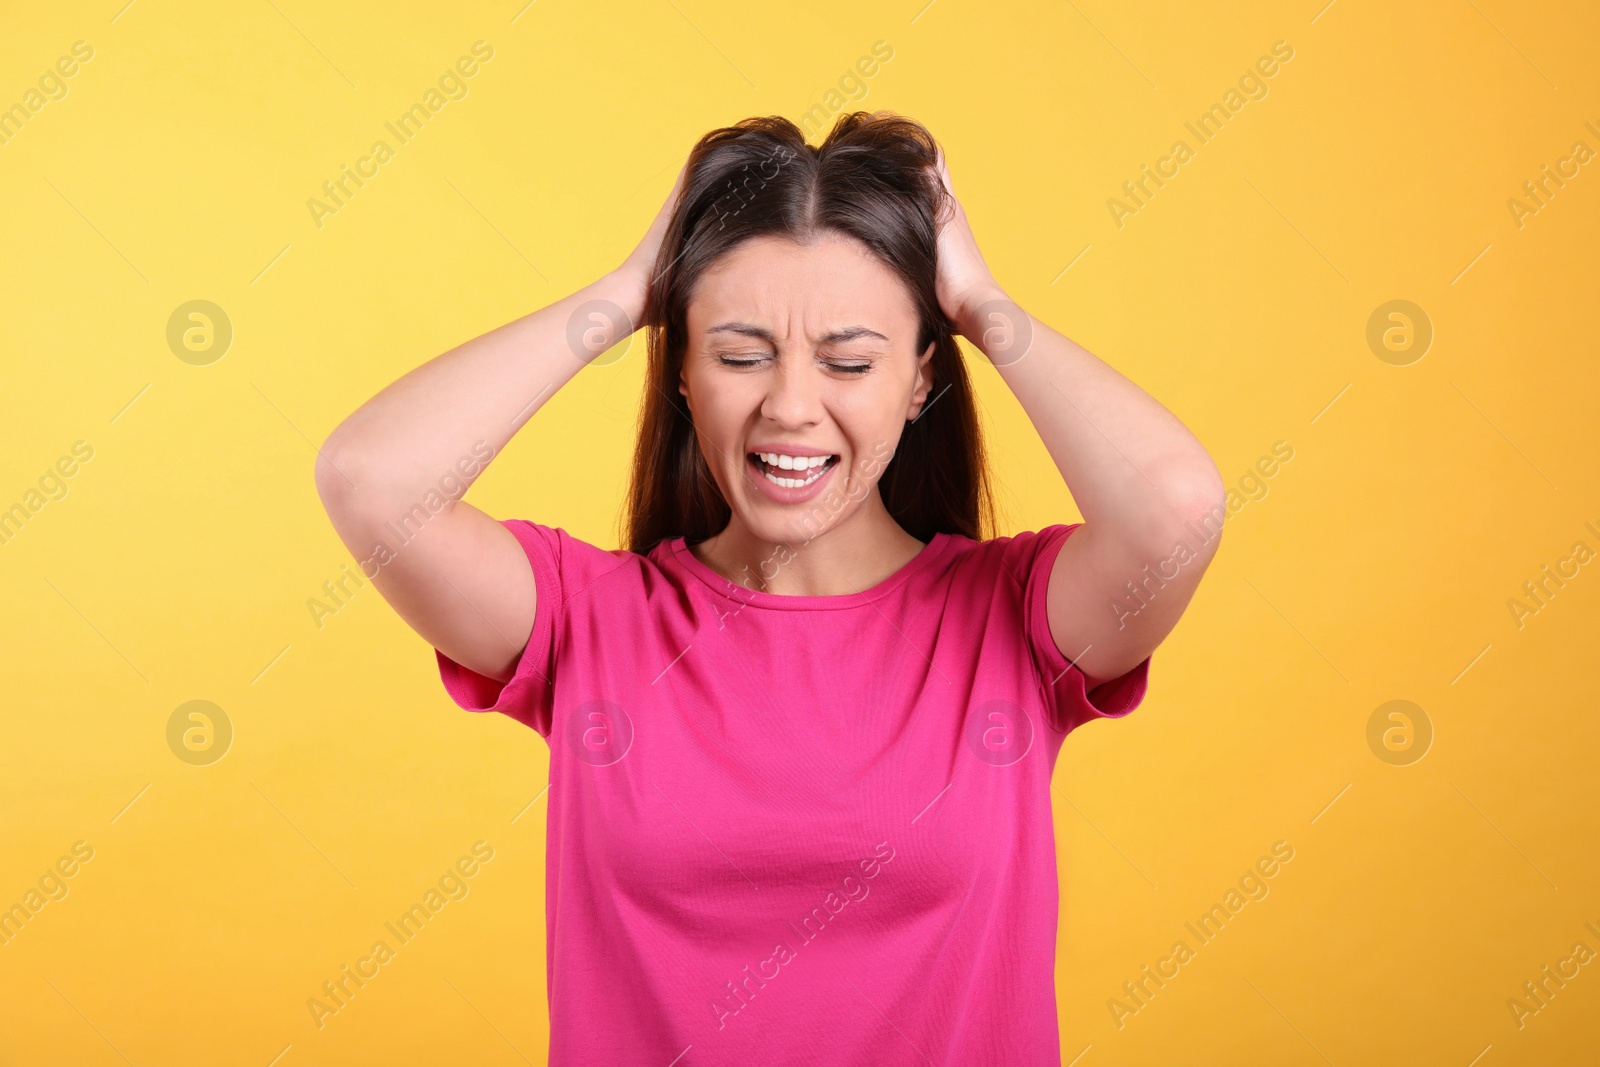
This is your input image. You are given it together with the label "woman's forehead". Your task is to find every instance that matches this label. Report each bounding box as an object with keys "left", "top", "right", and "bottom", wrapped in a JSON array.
[{"left": 688, "top": 233, "right": 918, "bottom": 340}]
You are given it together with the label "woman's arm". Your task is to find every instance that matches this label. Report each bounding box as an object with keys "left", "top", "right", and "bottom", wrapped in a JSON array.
[
  {"left": 313, "top": 167, "right": 683, "bottom": 685},
  {"left": 931, "top": 154, "right": 1227, "bottom": 687}
]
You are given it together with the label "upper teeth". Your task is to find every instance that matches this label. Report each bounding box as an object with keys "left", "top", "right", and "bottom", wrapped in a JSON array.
[{"left": 759, "top": 452, "right": 831, "bottom": 470}]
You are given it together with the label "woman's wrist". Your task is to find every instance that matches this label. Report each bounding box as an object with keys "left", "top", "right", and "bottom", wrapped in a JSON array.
[
  {"left": 547, "top": 269, "right": 652, "bottom": 369},
  {"left": 592, "top": 267, "right": 649, "bottom": 329},
  {"left": 950, "top": 281, "right": 1033, "bottom": 365},
  {"left": 951, "top": 280, "right": 1009, "bottom": 330}
]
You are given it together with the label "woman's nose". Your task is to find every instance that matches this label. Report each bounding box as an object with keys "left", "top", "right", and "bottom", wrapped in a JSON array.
[{"left": 760, "top": 356, "right": 823, "bottom": 425}]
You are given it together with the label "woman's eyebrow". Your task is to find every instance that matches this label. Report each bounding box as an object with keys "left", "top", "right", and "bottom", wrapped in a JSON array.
[
  {"left": 705, "top": 321, "right": 889, "bottom": 344},
  {"left": 819, "top": 325, "right": 889, "bottom": 344}
]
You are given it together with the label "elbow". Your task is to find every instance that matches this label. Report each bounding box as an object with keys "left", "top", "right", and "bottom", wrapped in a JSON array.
[
  {"left": 1155, "top": 461, "right": 1229, "bottom": 551},
  {"left": 313, "top": 432, "right": 363, "bottom": 513}
]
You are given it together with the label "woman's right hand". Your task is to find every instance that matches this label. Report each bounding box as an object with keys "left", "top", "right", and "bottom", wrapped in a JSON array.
[
  {"left": 316, "top": 163, "right": 694, "bottom": 705},
  {"left": 614, "top": 161, "right": 689, "bottom": 319}
]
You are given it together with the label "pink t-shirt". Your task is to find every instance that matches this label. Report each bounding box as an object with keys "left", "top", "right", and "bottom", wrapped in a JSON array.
[{"left": 435, "top": 519, "right": 1149, "bottom": 1065}]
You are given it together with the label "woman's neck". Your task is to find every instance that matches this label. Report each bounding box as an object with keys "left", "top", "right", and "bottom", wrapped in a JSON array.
[{"left": 689, "top": 504, "right": 927, "bottom": 598}]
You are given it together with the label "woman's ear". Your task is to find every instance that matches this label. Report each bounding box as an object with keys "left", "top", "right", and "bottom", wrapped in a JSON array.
[
  {"left": 906, "top": 340, "right": 937, "bottom": 421},
  {"left": 679, "top": 368, "right": 695, "bottom": 425}
]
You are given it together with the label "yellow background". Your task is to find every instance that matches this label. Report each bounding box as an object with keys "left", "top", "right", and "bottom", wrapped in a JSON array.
[{"left": 3, "top": 0, "right": 1597, "bottom": 1063}]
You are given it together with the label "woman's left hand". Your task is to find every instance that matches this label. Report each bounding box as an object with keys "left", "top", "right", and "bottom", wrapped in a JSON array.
[{"left": 930, "top": 150, "right": 1004, "bottom": 332}]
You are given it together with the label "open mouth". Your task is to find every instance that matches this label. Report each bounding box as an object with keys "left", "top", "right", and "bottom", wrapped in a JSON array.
[{"left": 748, "top": 452, "right": 839, "bottom": 489}]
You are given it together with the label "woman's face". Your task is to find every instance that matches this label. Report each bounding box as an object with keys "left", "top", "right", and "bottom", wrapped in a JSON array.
[{"left": 678, "top": 231, "right": 936, "bottom": 546}]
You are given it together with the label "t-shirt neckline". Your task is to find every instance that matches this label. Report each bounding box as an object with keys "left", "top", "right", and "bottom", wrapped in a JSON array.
[{"left": 661, "top": 531, "right": 951, "bottom": 611}]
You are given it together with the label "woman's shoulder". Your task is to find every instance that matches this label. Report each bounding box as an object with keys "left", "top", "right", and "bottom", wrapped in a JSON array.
[
  {"left": 504, "top": 518, "right": 1085, "bottom": 614},
  {"left": 498, "top": 517, "right": 666, "bottom": 615},
  {"left": 937, "top": 522, "right": 1084, "bottom": 585}
]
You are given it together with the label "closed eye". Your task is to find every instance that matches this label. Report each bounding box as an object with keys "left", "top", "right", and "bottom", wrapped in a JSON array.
[{"left": 715, "top": 354, "right": 874, "bottom": 375}]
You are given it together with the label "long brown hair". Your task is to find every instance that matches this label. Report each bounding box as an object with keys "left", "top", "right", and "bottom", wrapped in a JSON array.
[{"left": 621, "top": 110, "right": 996, "bottom": 555}]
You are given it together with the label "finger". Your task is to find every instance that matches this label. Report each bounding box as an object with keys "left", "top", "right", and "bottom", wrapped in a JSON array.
[{"left": 931, "top": 151, "right": 958, "bottom": 227}]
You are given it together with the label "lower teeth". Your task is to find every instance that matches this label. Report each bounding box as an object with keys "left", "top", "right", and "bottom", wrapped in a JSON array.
[{"left": 759, "top": 459, "right": 830, "bottom": 488}]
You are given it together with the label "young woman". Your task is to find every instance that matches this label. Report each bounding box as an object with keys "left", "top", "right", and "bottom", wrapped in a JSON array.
[{"left": 316, "top": 111, "right": 1225, "bottom": 1066}]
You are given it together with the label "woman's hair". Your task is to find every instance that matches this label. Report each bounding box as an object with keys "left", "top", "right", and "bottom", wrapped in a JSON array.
[{"left": 620, "top": 110, "right": 996, "bottom": 555}]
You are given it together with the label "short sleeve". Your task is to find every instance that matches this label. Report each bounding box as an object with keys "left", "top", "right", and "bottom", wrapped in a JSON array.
[
  {"left": 433, "top": 519, "right": 627, "bottom": 738},
  {"left": 1020, "top": 523, "right": 1151, "bottom": 736}
]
